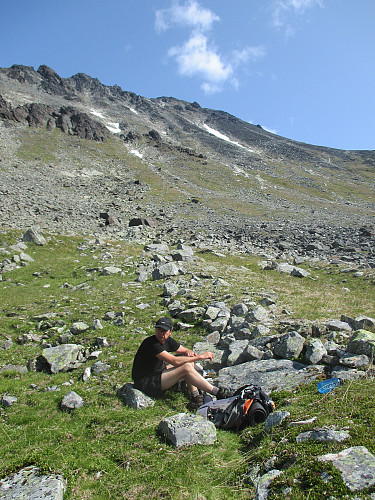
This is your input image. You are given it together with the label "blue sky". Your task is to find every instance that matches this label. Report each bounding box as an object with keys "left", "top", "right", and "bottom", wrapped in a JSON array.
[{"left": 1, "top": 0, "right": 374, "bottom": 150}]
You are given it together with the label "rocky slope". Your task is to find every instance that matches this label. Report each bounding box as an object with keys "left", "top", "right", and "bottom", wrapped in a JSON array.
[{"left": 0, "top": 64, "right": 374, "bottom": 266}]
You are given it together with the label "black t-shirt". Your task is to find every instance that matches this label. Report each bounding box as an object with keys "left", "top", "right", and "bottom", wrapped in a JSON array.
[{"left": 132, "top": 335, "right": 180, "bottom": 381}]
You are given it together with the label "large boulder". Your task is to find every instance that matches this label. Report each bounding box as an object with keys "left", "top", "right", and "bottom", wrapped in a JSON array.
[
  {"left": 318, "top": 446, "right": 375, "bottom": 492},
  {"left": 22, "top": 227, "right": 46, "bottom": 245},
  {"left": 158, "top": 413, "right": 216, "bottom": 448},
  {"left": 37, "top": 344, "right": 84, "bottom": 373},
  {"left": 0, "top": 466, "right": 66, "bottom": 499},
  {"left": 152, "top": 262, "right": 180, "bottom": 280},
  {"left": 215, "top": 359, "right": 324, "bottom": 393},
  {"left": 272, "top": 331, "right": 305, "bottom": 360},
  {"left": 117, "top": 383, "right": 155, "bottom": 409},
  {"left": 346, "top": 329, "right": 375, "bottom": 358}
]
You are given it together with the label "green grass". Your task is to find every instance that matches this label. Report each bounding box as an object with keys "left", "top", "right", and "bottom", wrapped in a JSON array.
[{"left": 1, "top": 229, "right": 375, "bottom": 498}]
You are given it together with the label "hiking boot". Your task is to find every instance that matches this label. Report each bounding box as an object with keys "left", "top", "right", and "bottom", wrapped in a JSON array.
[
  {"left": 188, "top": 393, "right": 203, "bottom": 410},
  {"left": 215, "top": 387, "right": 234, "bottom": 400}
]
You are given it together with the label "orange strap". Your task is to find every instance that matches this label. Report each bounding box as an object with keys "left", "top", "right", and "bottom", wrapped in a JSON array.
[{"left": 243, "top": 399, "right": 253, "bottom": 414}]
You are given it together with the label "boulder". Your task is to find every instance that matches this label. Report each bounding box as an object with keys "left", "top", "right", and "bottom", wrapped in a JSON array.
[
  {"left": 318, "top": 446, "right": 375, "bottom": 492},
  {"left": 272, "top": 331, "right": 305, "bottom": 360},
  {"left": 346, "top": 329, "right": 375, "bottom": 358},
  {"left": 0, "top": 466, "right": 66, "bottom": 499},
  {"left": 37, "top": 344, "right": 84, "bottom": 373},
  {"left": 296, "top": 429, "right": 350, "bottom": 443},
  {"left": 117, "top": 383, "right": 155, "bottom": 409},
  {"left": 158, "top": 413, "right": 216, "bottom": 448},
  {"left": 215, "top": 359, "right": 324, "bottom": 393},
  {"left": 101, "top": 266, "right": 122, "bottom": 275},
  {"left": 70, "top": 322, "right": 90, "bottom": 335},
  {"left": 179, "top": 307, "right": 205, "bottom": 323},
  {"left": 22, "top": 227, "right": 46, "bottom": 245},
  {"left": 304, "top": 339, "right": 327, "bottom": 365},
  {"left": 152, "top": 262, "right": 180, "bottom": 280},
  {"left": 60, "top": 391, "right": 84, "bottom": 412},
  {"left": 0, "top": 395, "right": 18, "bottom": 407}
]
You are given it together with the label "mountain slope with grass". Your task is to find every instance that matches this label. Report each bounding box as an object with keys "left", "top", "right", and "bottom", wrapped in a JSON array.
[
  {"left": 0, "top": 228, "right": 374, "bottom": 499},
  {"left": 0, "top": 64, "right": 375, "bottom": 499}
]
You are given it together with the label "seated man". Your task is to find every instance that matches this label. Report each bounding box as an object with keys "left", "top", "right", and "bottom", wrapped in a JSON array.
[{"left": 132, "top": 317, "right": 232, "bottom": 408}]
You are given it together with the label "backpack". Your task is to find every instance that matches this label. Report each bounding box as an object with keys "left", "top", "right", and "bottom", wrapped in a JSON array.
[{"left": 197, "top": 385, "right": 275, "bottom": 431}]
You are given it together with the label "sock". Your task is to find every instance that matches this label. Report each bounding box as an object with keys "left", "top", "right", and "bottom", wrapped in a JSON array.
[
  {"left": 211, "top": 386, "right": 219, "bottom": 396},
  {"left": 191, "top": 389, "right": 199, "bottom": 397}
]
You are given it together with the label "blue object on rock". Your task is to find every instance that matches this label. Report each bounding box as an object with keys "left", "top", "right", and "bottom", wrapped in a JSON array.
[{"left": 317, "top": 377, "right": 341, "bottom": 394}]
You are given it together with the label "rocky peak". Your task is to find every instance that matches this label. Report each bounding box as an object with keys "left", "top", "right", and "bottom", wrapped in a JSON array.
[{"left": 6, "top": 64, "right": 41, "bottom": 85}]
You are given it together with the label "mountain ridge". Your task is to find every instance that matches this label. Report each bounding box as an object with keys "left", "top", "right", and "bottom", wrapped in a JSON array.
[{"left": 0, "top": 64, "right": 374, "bottom": 267}]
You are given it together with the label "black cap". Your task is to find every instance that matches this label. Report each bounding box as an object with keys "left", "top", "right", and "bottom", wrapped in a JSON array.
[{"left": 155, "top": 317, "right": 173, "bottom": 331}]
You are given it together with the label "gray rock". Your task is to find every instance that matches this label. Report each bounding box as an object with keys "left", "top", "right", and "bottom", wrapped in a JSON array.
[
  {"left": 60, "top": 391, "right": 84, "bottom": 411},
  {"left": 246, "top": 305, "right": 269, "bottom": 323},
  {"left": 231, "top": 303, "right": 248, "bottom": 317},
  {"left": 291, "top": 267, "right": 310, "bottom": 278},
  {"left": 318, "top": 446, "right": 375, "bottom": 492},
  {"left": 179, "top": 307, "right": 205, "bottom": 323},
  {"left": 117, "top": 383, "right": 155, "bottom": 409},
  {"left": 204, "top": 306, "right": 221, "bottom": 321},
  {"left": 254, "top": 469, "right": 282, "bottom": 500},
  {"left": 216, "top": 359, "right": 324, "bottom": 393},
  {"left": 0, "top": 364, "right": 28, "bottom": 375},
  {"left": 346, "top": 329, "right": 375, "bottom": 358},
  {"left": 171, "top": 250, "right": 194, "bottom": 262},
  {"left": 163, "top": 282, "right": 179, "bottom": 297},
  {"left": 0, "top": 395, "right": 18, "bottom": 407},
  {"left": 158, "top": 413, "right": 216, "bottom": 448},
  {"left": 0, "top": 339, "right": 13, "bottom": 350},
  {"left": 339, "top": 352, "right": 370, "bottom": 368},
  {"left": 58, "top": 331, "right": 73, "bottom": 344},
  {"left": 91, "top": 319, "right": 103, "bottom": 330},
  {"left": 304, "top": 339, "right": 327, "bottom": 364},
  {"left": 19, "top": 252, "right": 34, "bottom": 263},
  {"left": 101, "top": 266, "right": 122, "bottom": 275},
  {"left": 208, "top": 316, "right": 228, "bottom": 333},
  {"left": 275, "top": 262, "right": 295, "bottom": 274},
  {"left": 82, "top": 367, "right": 91, "bottom": 382},
  {"left": 152, "top": 262, "right": 180, "bottom": 280},
  {"left": 244, "top": 344, "right": 264, "bottom": 361},
  {"left": 226, "top": 340, "right": 249, "bottom": 366},
  {"left": 330, "top": 366, "right": 367, "bottom": 381},
  {"left": 326, "top": 319, "right": 352, "bottom": 332},
  {"left": 70, "top": 321, "right": 90, "bottom": 335},
  {"left": 38, "top": 344, "right": 84, "bottom": 373},
  {"left": 272, "top": 331, "right": 305, "bottom": 360},
  {"left": 0, "top": 466, "right": 66, "bottom": 499},
  {"left": 296, "top": 429, "right": 350, "bottom": 443},
  {"left": 144, "top": 243, "right": 169, "bottom": 253},
  {"left": 92, "top": 361, "right": 111, "bottom": 375},
  {"left": 22, "top": 227, "right": 47, "bottom": 245},
  {"left": 265, "top": 411, "right": 290, "bottom": 431},
  {"left": 250, "top": 324, "right": 271, "bottom": 339},
  {"left": 193, "top": 342, "right": 226, "bottom": 371}
]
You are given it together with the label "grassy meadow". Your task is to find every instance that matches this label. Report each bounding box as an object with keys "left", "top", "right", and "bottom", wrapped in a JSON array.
[{"left": 0, "top": 228, "right": 374, "bottom": 499}]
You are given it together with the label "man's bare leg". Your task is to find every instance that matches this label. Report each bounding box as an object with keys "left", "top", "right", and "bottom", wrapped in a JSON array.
[{"left": 161, "top": 363, "right": 214, "bottom": 393}]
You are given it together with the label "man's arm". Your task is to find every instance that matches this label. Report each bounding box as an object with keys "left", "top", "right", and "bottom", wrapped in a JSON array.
[
  {"left": 176, "top": 345, "right": 196, "bottom": 357},
  {"left": 156, "top": 350, "right": 213, "bottom": 367}
]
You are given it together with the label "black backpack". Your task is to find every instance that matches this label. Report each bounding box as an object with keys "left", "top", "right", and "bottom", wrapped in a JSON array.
[{"left": 197, "top": 385, "right": 275, "bottom": 431}]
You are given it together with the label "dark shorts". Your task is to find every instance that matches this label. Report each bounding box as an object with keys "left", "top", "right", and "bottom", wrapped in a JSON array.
[{"left": 134, "top": 371, "right": 164, "bottom": 398}]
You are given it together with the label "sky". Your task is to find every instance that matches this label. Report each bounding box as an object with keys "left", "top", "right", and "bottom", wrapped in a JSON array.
[{"left": 1, "top": 0, "right": 374, "bottom": 151}]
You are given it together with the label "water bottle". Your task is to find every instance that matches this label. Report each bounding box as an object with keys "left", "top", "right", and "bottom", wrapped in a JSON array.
[{"left": 317, "top": 377, "right": 342, "bottom": 394}]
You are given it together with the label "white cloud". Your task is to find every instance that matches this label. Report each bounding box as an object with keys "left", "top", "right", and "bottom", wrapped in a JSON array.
[
  {"left": 156, "top": 1, "right": 265, "bottom": 94},
  {"left": 232, "top": 46, "right": 266, "bottom": 65},
  {"left": 168, "top": 33, "right": 232, "bottom": 85},
  {"left": 155, "top": 0, "right": 219, "bottom": 33},
  {"left": 271, "top": 0, "right": 324, "bottom": 28}
]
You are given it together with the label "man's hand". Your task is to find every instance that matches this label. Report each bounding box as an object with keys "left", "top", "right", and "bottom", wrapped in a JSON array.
[
  {"left": 198, "top": 351, "right": 214, "bottom": 361},
  {"left": 185, "top": 349, "right": 196, "bottom": 357}
]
